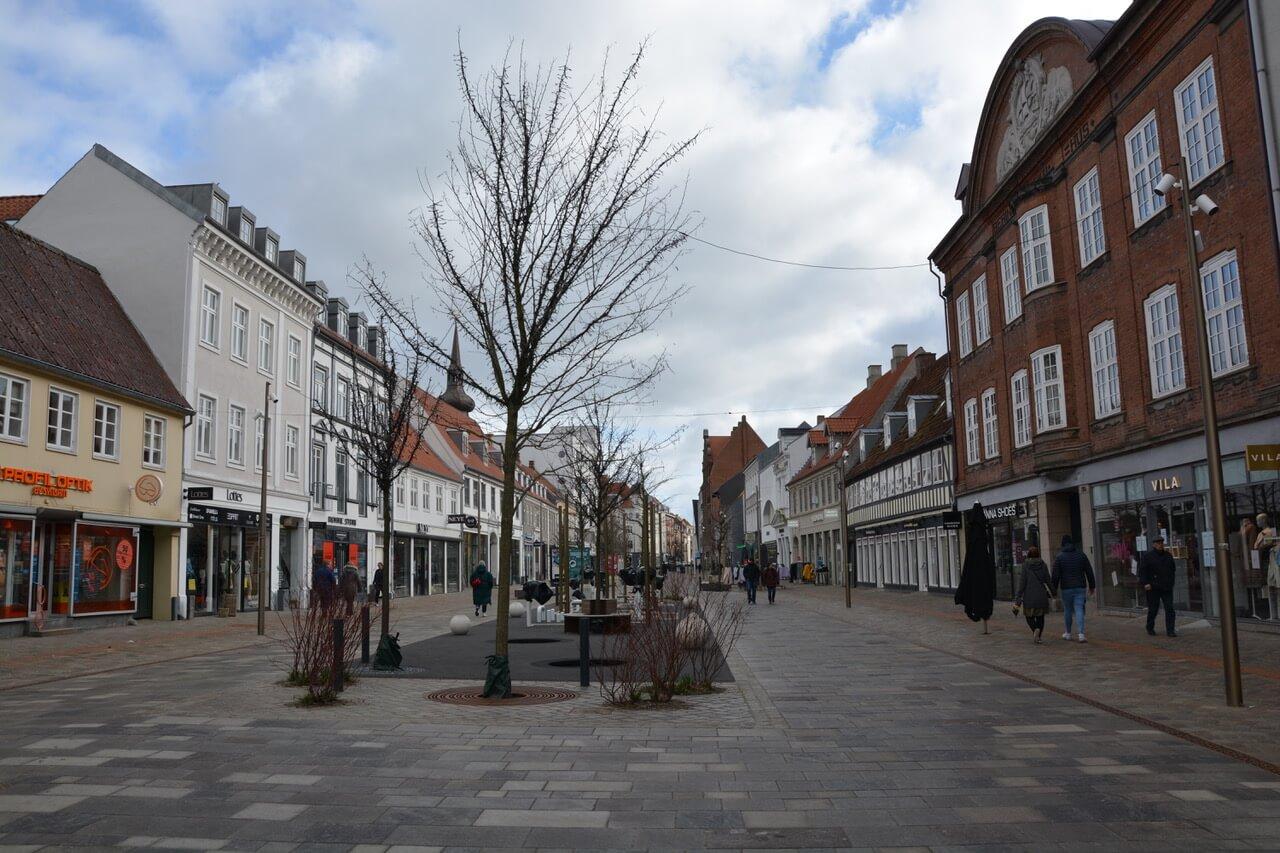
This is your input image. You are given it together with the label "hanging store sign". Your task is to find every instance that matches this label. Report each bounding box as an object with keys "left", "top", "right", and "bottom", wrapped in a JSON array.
[
  {"left": 1247, "top": 445, "right": 1280, "bottom": 472},
  {"left": 447, "top": 513, "right": 478, "bottom": 529},
  {"left": 184, "top": 486, "right": 214, "bottom": 501},
  {"left": 3, "top": 466, "right": 93, "bottom": 498},
  {"left": 134, "top": 474, "right": 163, "bottom": 504},
  {"left": 187, "top": 503, "right": 269, "bottom": 527}
]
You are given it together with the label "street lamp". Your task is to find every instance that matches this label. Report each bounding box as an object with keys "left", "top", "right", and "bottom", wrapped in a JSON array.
[
  {"left": 1153, "top": 160, "right": 1241, "bottom": 706},
  {"left": 838, "top": 449, "right": 851, "bottom": 608}
]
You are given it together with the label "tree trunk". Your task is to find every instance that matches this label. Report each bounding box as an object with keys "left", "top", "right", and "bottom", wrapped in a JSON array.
[
  {"left": 494, "top": 406, "right": 519, "bottom": 658},
  {"left": 382, "top": 482, "right": 393, "bottom": 638}
]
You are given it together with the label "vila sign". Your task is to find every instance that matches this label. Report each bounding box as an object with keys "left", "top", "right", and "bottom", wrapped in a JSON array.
[
  {"left": 3, "top": 466, "right": 93, "bottom": 498},
  {"left": 1247, "top": 444, "right": 1280, "bottom": 472}
]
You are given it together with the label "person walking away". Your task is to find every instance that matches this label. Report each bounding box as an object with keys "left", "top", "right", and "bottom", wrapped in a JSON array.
[
  {"left": 371, "top": 562, "right": 386, "bottom": 604},
  {"left": 743, "top": 559, "right": 761, "bottom": 605},
  {"left": 1051, "top": 535, "right": 1096, "bottom": 643},
  {"left": 762, "top": 563, "right": 780, "bottom": 604},
  {"left": 789, "top": 562, "right": 798, "bottom": 583},
  {"left": 470, "top": 561, "right": 495, "bottom": 616},
  {"left": 312, "top": 556, "right": 337, "bottom": 609},
  {"left": 1013, "top": 546, "right": 1052, "bottom": 643},
  {"left": 1139, "top": 536, "right": 1178, "bottom": 637},
  {"left": 339, "top": 563, "right": 360, "bottom": 615}
]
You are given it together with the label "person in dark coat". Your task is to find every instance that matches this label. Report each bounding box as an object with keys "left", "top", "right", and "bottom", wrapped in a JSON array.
[
  {"left": 1051, "top": 535, "right": 1096, "bottom": 643},
  {"left": 955, "top": 504, "right": 996, "bottom": 633},
  {"left": 470, "top": 562, "right": 495, "bottom": 616},
  {"left": 312, "top": 557, "right": 337, "bottom": 609},
  {"left": 762, "top": 563, "right": 781, "bottom": 604},
  {"left": 1139, "top": 536, "right": 1178, "bottom": 637},
  {"left": 1013, "top": 546, "right": 1053, "bottom": 644},
  {"left": 339, "top": 563, "right": 360, "bottom": 615},
  {"left": 370, "top": 563, "right": 386, "bottom": 604},
  {"left": 742, "top": 559, "right": 761, "bottom": 605},
  {"left": 788, "top": 562, "right": 798, "bottom": 583}
]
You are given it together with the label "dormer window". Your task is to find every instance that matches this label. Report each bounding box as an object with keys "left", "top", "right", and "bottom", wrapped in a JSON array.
[
  {"left": 211, "top": 195, "right": 227, "bottom": 226},
  {"left": 239, "top": 217, "right": 253, "bottom": 244},
  {"left": 266, "top": 237, "right": 278, "bottom": 264},
  {"left": 294, "top": 258, "right": 305, "bottom": 282}
]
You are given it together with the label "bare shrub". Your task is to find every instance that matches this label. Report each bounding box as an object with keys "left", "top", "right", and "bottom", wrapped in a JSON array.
[
  {"left": 280, "top": 599, "right": 376, "bottom": 703},
  {"left": 685, "top": 591, "right": 746, "bottom": 692},
  {"left": 594, "top": 628, "right": 646, "bottom": 706},
  {"left": 594, "top": 602, "right": 691, "bottom": 706}
]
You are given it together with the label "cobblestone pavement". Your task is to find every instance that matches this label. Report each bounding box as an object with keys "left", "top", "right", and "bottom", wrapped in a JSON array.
[{"left": 5, "top": 589, "right": 1280, "bottom": 850}]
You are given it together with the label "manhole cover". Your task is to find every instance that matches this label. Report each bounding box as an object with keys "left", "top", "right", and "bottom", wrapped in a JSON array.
[
  {"left": 424, "top": 686, "right": 578, "bottom": 706},
  {"left": 508, "top": 638, "right": 561, "bottom": 644},
  {"left": 546, "top": 658, "right": 626, "bottom": 667}
]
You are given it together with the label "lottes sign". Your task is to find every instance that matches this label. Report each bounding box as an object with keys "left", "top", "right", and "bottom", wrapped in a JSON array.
[{"left": 3, "top": 466, "right": 93, "bottom": 498}]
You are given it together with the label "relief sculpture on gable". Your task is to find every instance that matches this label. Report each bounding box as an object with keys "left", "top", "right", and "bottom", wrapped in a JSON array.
[{"left": 995, "top": 53, "right": 1073, "bottom": 182}]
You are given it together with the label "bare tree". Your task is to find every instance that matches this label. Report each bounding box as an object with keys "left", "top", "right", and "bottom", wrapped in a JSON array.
[
  {"left": 365, "top": 44, "right": 696, "bottom": 691},
  {"left": 318, "top": 261, "right": 434, "bottom": 641},
  {"left": 703, "top": 503, "right": 731, "bottom": 582}
]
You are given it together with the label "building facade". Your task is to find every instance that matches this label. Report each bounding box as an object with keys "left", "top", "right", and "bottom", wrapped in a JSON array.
[
  {"left": 698, "top": 417, "right": 765, "bottom": 570},
  {"left": 0, "top": 223, "right": 190, "bottom": 636},
  {"left": 932, "top": 4, "right": 1280, "bottom": 616}
]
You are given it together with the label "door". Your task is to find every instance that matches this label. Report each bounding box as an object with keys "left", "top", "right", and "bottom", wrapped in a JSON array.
[
  {"left": 1150, "top": 499, "right": 1202, "bottom": 613},
  {"left": 136, "top": 529, "right": 154, "bottom": 619}
]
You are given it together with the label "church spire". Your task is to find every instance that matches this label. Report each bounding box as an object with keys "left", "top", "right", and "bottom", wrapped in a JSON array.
[{"left": 440, "top": 326, "right": 475, "bottom": 413}]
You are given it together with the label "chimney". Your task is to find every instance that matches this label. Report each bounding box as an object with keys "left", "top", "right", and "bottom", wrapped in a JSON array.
[
  {"left": 890, "top": 344, "right": 909, "bottom": 370},
  {"left": 347, "top": 311, "right": 365, "bottom": 349},
  {"left": 325, "top": 297, "right": 349, "bottom": 335},
  {"left": 867, "top": 364, "right": 883, "bottom": 387},
  {"left": 816, "top": 415, "right": 825, "bottom": 425}
]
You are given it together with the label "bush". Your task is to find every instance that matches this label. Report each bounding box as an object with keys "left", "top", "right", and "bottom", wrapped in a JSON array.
[{"left": 279, "top": 598, "right": 376, "bottom": 704}]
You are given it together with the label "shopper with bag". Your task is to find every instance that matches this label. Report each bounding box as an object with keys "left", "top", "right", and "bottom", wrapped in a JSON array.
[
  {"left": 470, "top": 561, "right": 495, "bottom": 617},
  {"left": 1012, "top": 546, "right": 1053, "bottom": 644}
]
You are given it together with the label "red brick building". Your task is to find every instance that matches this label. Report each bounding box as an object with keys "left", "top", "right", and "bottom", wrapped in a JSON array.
[
  {"left": 698, "top": 417, "right": 765, "bottom": 568},
  {"left": 931, "top": 1, "right": 1280, "bottom": 617}
]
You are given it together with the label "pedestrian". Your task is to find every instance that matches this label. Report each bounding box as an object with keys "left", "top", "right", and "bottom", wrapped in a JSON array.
[
  {"left": 789, "top": 562, "right": 798, "bottom": 583},
  {"left": 371, "top": 562, "right": 386, "bottom": 604},
  {"left": 762, "top": 562, "right": 780, "bottom": 604},
  {"left": 311, "top": 556, "right": 336, "bottom": 609},
  {"left": 1051, "top": 535, "right": 1096, "bottom": 643},
  {"left": 339, "top": 562, "right": 360, "bottom": 615},
  {"left": 743, "top": 559, "right": 761, "bottom": 605},
  {"left": 470, "top": 561, "right": 495, "bottom": 617},
  {"left": 1138, "top": 536, "right": 1178, "bottom": 637},
  {"left": 1012, "top": 546, "right": 1052, "bottom": 643}
]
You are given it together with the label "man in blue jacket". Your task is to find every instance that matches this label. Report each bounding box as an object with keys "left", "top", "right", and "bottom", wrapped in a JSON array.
[{"left": 1051, "top": 535, "right": 1096, "bottom": 643}]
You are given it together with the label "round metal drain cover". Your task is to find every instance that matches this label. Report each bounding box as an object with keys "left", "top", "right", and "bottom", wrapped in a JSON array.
[{"left": 424, "top": 686, "right": 578, "bottom": 706}]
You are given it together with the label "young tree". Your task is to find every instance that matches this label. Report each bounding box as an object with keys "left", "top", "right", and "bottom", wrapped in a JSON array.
[
  {"left": 365, "top": 44, "right": 696, "bottom": 693},
  {"left": 319, "top": 261, "right": 434, "bottom": 640}
]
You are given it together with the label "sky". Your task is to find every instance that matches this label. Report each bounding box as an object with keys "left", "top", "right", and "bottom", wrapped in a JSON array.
[{"left": 1, "top": 0, "right": 1131, "bottom": 520}]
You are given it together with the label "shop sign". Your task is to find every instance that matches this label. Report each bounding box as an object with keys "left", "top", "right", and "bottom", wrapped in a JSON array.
[
  {"left": 522, "top": 533, "right": 534, "bottom": 543},
  {"left": 984, "top": 501, "right": 1025, "bottom": 520},
  {"left": 226, "top": 490, "right": 246, "bottom": 503},
  {"left": 184, "top": 486, "right": 214, "bottom": 501},
  {"left": 447, "top": 513, "right": 478, "bottom": 528},
  {"left": 134, "top": 474, "right": 163, "bottom": 504},
  {"left": 1246, "top": 445, "right": 1280, "bottom": 472},
  {"left": 415, "top": 523, "right": 431, "bottom": 534},
  {"left": 327, "top": 516, "right": 357, "bottom": 527},
  {"left": 3, "top": 466, "right": 93, "bottom": 498},
  {"left": 1144, "top": 465, "right": 1194, "bottom": 498},
  {"left": 942, "top": 510, "right": 963, "bottom": 530},
  {"left": 187, "top": 503, "right": 269, "bottom": 527}
]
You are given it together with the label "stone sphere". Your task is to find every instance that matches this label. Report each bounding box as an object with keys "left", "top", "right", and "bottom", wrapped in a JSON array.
[
  {"left": 676, "top": 615, "right": 709, "bottom": 649},
  {"left": 449, "top": 615, "right": 471, "bottom": 635},
  {"left": 510, "top": 601, "right": 527, "bottom": 618}
]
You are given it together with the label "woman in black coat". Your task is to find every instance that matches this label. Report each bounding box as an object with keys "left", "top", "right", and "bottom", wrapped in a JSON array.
[{"left": 1013, "top": 546, "right": 1053, "bottom": 644}]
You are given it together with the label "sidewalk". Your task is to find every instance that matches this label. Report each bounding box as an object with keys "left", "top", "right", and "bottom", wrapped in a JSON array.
[{"left": 782, "top": 581, "right": 1280, "bottom": 770}]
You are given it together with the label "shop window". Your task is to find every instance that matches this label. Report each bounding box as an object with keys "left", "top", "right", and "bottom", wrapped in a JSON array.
[
  {"left": 1010, "top": 370, "right": 1031, "bottom": 448},
  {"left": 227, "top": 405, "right": 245, "bottom": 466},
  {"left": 1144, "top": 284, "right": 1185, "bottom": 397},
  {"left": 0, "top": 372, "right": 28, "bottom": 443},
  {"left": 972, "top": 275, "right": 990, "bottom": 345},
  {"left": 1018, "top": 204, "right": 1054, "bottom": 291},
  {"left": 1176, "top": 57, "right": 1224, "bottom": 184},
  {"left": 1089, "top": 321, "right": 1120, "bottom": 419},
  {"left": 1073, "top": 166, "right": 1105, "bottom": 266},
  {"left": 200, "top": 286, "right": 220, "bottom": 348},
  {"left": 46, "top": 387, "right": 78, "bottom": 452},
  {"left": 1109, "top": 481, "right": 1126, "bottom": 505},
  {"left": 956, "top": 291, "right": 973, "bottom": 357},
  {"left": 1200, "top": 250, "right": 1247, "bottom": 376},
  {"left": 0, "top": 517, "right": 34, "bottom": 620},
  {"left": 196, "top": 394, "right": 216, "bottom": 459},
  {"left": 963, "top": 399, "right": 979, "bottom": 465},
  {"left": 231, "top": 303, "right": 249, "bottom": 363},
  {"left": 142, "top": 414, "right": 166, "bottom": 468},
  {"left": 73, "top": 524, "right": 138, "bottom": 614},
  {"left": 981, "top": 388, "right": 999, "bottom": 460},
  {"left": 1031, "top": 346, "right": 1065, "bottom": 433},
  {"left": 92, "top": 400, "right": 120, "bottom": 460},
  {"left": 1000, "top": 247, "right": 1022, "bottom": 324},
  {"left": 1125, "top": 111, "right": 1166, "bottom": 226}
]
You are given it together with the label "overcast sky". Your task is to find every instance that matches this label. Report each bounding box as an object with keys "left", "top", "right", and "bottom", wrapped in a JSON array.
[{"left": 2, "top": 0, "right": 1130, "bottom": 520}]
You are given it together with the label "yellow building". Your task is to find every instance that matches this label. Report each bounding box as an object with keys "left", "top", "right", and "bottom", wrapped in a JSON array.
[{"left": 0, "top": 223, "right": 190, "bottom": 636}]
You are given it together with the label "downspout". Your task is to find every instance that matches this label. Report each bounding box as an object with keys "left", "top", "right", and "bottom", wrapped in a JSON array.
[{"left": 1248, "top": 0, "right": 1280, "bottom": 270}]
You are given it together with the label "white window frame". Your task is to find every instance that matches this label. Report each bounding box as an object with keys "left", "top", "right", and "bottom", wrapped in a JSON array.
[
  {"left": 293, "top": 258, "right": 305, "bottom": 282},
  {"left": 238, "top": 216, "right": 253, "bottom": 244},
  {"left": 265, "top": 236, "right": 279, "bottom": 264},
  {"left": 980, "top": 388, "right": 999, "bottom": 460},
  {"left": 1200, "top": 249, "right": 1248, "bottom": 376},
  {"left": 312, "top": 365, "right": 329, "bottom": 410},
  {"left": 1018, "top": 205, "right": 1054, "bottom": 291},
  {"left": 1089, "top": 321, "right": 1121, "bottom": 419},
  {"left": 999, "top": 247, "right": 1022, "bottom": 324},
  {"left": 92, "top": 399, "right": 121, "bottom": 461},
  {"left": 956, "top": 291, "right": 973, "bottom": 357},
  {"left": 1175, "top": 56, "right": 1225, "bottom": 185},
  {"left": 230, "top": 302, "right": 250, "bottom": 364},
  {"left": 396, "top": 478, "right": 406, "bottom": 506},
  {"left": 227, "top": 404, "right": 246, "bottom": 467},
  {"left": 200, "top": 285, "right": 221, "bottom": 350},
  {"left": 211, "top": 195, "right": 227, "bottom": 226},
  {"left": 1031, "top": 345, "right": 1066, "bottom": 433},
  {"left": 336, "top": 378, "right": 351, "bottom": 421},
  {"left": 963, "top": 398, "right": 980, "bottom": 465},
  {"left": 410, "top": 476, "right": 420, "bottom": 509},
  {"left": 1073, "top": 166, "right": 1105, "bottom": 266},
  {"left": 254, "top": 412, "right": 266, "bottom": 472},
  {"left": 142, "top": 414, "right": 166, "bottom": 469},
  {"left": 257, "top": 318, "right": 275, "bottom": 375},
  {"left": 1125, "top": 110, "right": 1166, "bottom": 226},
  {"left": 1144, "top": 284, "right": 1186, "bottom": 398},
  {"left": 287, "top": 335, "right": 303, "bottom": 389},
  {"left": 45, "top": 386, "right": 78, "bottom": 453},
  {"left": 972, "top": 275, "right": 991, "bottom": 345},
  {"left": 0, "top": 371, "right": 28, "bottom": 444},
  {"left": 195, "top": 394, "right": 217, "bottom": 461}
]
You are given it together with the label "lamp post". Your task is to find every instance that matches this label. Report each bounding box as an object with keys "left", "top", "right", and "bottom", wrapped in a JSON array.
[
  {"left": 1155, "top": 160, "right": 1241, "bottom": 706},
  {"left": 839, "top": 449, "right": 851, "bottom": 608}
]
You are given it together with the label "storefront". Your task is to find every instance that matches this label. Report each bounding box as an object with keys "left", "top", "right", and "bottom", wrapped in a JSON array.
[
  {"left": 1093, "top": 455, "right": 1280, "bottom": 621},
  {"left": 391, "top": 524, "right": 464, "bottom": 596},
  {"left": 187, "top": 504, "right": 271, "bottom": 614},
  {"left": 855, "top": 514, "right": 961, "bottom": 592},
  {"left": 310, "top": 520, "right": 370, "bottom": 586},
  {"left": 984, "top": 498, "right": 1041, "bottom": 601}
]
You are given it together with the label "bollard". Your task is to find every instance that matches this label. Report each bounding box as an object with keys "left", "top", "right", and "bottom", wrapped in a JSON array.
[
  {"left": 578, "top": 616, "right": 591, "bottom": 688},
  {"left": 361, "top": 605, "right": 370, "bottom": 665},
  {"left": 332, "top": 618, "right": 345, "bottom": 693}
]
